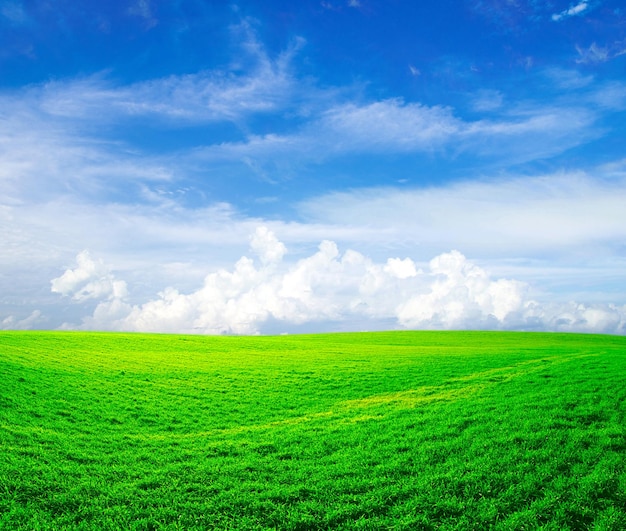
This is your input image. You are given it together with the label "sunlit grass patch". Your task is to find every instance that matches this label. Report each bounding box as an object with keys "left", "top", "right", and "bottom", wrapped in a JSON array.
[{"left": 1, "top": 330, "right": 625, "bottom": 530}]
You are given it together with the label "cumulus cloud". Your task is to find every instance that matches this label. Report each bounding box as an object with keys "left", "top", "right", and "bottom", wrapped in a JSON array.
[
  {"left": 396, "top": 251, "right": 527, "bottom": 329},
  {"left": 2, "top": 310, "right": 43, "bottom": 330},
  {"left": 384, "top": 257, "right": 419, "bottom": 279},
  {"left": 520, "top": 300, "right": 626, "bottom": 334},
  {"left": 50, "top": 228, "right": 626, "bottom": 335},
  {"left": 51, "top": 250, "right": 128, "bottom": 302},
  {"left": 250, "top": 226, "right": 287, "bottom": 265}
]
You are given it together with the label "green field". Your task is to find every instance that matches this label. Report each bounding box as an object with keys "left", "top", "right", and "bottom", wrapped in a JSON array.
[{"left": 1, "top": 331, "right": 625, "bottom": 530}]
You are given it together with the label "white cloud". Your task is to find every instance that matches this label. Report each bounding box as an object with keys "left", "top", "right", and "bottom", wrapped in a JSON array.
[
  {"left": 2, "top": 310, "right": 43, "bottom": 330},
  {"left": 320, "top": 99, "right": 460, "bottom": 151},
  {"left": 576, "top": 42, "right": 609, "bottom": 64},
  {"left": 194, "top": 95, "right": 599, "bottom": 171},
  {"left": 461, "top": 106, "right": 597, "bottom": 162},
  {"left": 0, "top": 32, "right": 615, "bottom": 213},
  {"left": 384, "top": 257, "right": 419, "bottom": 279},
  {"left": 1, "top": 25, "right": 625, "bottom": 336},
  {"left": 470, "top": 89, "right": 504, "bottom": 112},
  {"left": 396, "top": 251, "right": 527, "bottom": 328},
  {"left": 128, "top": 0, "right": 157, "bottom": 29},
  {"left": 38, "top": 62, "right": 291, "bottom": 124},
  {"left": 49, "top": 229, "right": 626, "bottom": 335},
  {"left": 0, "top": 90, "right": 177, "bottom": 209},
  {"left": 552, "top": 1, "right": 588, "bottom": 21},
  {"left": 409, "top": 65, "right": 420, "bottom": 77},
  {"left": 4, "top": 164, "right": 626, "bottom": 334},
  {"left": 573, "top": 38, "right": 626, "bottom": 65},
  {"left": 590, "top": 82, "right": 626, "bottom": 110},
  {"left": 249, "top": 226, "right": 287, "bottom": 265},
  {"left": 195, "top": 98, "right": 463, "bottom": 163},
  {"left": 522, "top": 301, "right": 626, "bottom": 334},
  {"left": 298, "top": 171, "right": 626, "bottom": 259},
  {"left": 37, "top": 22, "right": 300, "bottom": 124},
  {"left": 51, "top": 250, "right": 128, "bottom": 302},
  {"left": 545, "top": 68, "right": 594, "bottom": 90}
]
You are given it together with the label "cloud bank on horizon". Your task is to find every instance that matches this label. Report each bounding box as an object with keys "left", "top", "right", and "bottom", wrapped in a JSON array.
[
  {"left": 48, "top": 228, "right": 626, "bottom": 335},
  {"left": 2, "top": 0, "right": 626, "bottom": 334}
]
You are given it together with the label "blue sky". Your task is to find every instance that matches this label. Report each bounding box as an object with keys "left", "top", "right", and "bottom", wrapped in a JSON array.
[{"left": 2, "top": 0, "right": 626, "bottom": 334}]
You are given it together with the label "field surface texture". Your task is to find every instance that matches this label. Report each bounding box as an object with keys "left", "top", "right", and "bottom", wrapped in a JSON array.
[{"left": 1, "top": 331, "right": 625, "bottom": 530}]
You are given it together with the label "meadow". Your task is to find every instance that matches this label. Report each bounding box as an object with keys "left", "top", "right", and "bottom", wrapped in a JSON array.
[{"left": 0, "top": 330, "right": 625, "bottom": 530}]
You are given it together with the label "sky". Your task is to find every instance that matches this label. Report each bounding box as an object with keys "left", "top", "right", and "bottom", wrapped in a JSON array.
[{"left": 2, "top": 0, "right": 626, "bottom": 335}]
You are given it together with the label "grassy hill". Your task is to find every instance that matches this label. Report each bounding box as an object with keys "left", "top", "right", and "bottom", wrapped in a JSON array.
[{"left": 1, "top": 331, "right": 625, "bottom": 530}]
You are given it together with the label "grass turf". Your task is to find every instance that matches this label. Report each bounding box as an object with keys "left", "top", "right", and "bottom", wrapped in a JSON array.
[{"left": 0, "top": 330, "right": 625, "bottom": 530}]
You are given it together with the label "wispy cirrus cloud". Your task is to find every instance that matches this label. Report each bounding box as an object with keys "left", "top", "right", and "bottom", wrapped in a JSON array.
[
  {"left": 0, "top": 23, "right": 307, "bottom": 206},
  {"left": 191, "top": 95, "right": 600, "bottom": 175},
  {"left": 40, "top": 58, "right": 297, "bottom": 124},
  {"left": 552, "top": 1, "right": 589, "bottom": 22},
  {"left": 319, "top": 100, "right": 459, "bottom": 151},
  {"left": 470, "top": 89, "right": 504, "bottom": 112},
  {"left": 185, "top": 98, "right": 465, "bottom": 176},
  {"left": 576, "top": 42, "right": 609, "bottom": 64},
  {"left": 128, "top": 0, "right": 158, "bottom": 29},
  {"left": 575, "top": 40, "right": 626, "bottom": 64},
  {"left": 0, "top": 95, "right": 175, "bottom": 207},
  {"left": 0, "top": 0, "right": 26, "bottom": 24},
  {"left": 0, "top": 18, "right": 620, "bottom": 207},
  {"left": 544, "top": 68, "right": 594, "bottom": 89},
  {"left": 298, "top": 170, "right": 626, "bottom": 259},
  {"left": 1, "top": 17, "right": 617, "bottom": 200},
  {"left": 34, "top": 20, "right": 306, "bottom": 125}
]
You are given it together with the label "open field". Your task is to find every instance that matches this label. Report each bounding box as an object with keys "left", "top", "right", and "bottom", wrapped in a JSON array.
[{"left": 1, "top": 330, "right": 625, "bottom": 530}]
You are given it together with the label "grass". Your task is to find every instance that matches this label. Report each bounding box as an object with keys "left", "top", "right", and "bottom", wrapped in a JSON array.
[{"left": 0, "top": 330, "right": 625, "bottom": 530}]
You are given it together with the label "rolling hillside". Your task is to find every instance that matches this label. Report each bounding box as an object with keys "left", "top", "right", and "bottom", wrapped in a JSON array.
[{"left": 1, "top": 331, "right": 625, "bottom": 530}]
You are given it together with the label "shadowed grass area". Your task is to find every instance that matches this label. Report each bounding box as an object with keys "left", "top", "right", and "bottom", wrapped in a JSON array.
[{"left": 1, "top": 330, "right": 625, "bottom": 530}]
